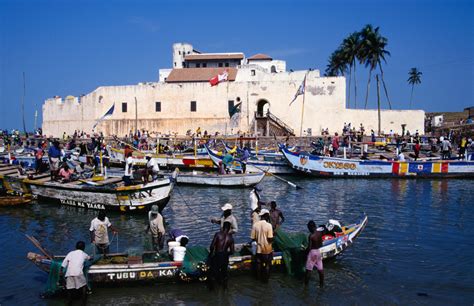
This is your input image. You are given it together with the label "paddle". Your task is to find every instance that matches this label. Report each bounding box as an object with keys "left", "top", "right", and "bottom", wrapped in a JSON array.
[
  {"left": 25, "top": 234, "right": 53, "bottom": 259},
  {"left": 251, "top": 164, "right": 302, "bottom": 189}
]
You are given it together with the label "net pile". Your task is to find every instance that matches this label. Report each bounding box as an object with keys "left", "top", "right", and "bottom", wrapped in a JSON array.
[{"left": 273, "top": 229, "right": 308, "bottom": 277}]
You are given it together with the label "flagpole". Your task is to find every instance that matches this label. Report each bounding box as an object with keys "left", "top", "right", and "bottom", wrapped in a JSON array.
[{"left": 299, "top": 72, "right": 308, "bottom": 136}]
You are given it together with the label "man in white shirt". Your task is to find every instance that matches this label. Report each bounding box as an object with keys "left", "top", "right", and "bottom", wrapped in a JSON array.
[
  {"left": 90, "top": 211, "right": 118, "bottom": 255},
  {"left": 398, "top": 152, "right": 406, "bottom": 162},
  {"left": 123, "top": 152, "right": 134, "bottom": 186},
  {"left": 211, "top": 203, "right": 238, "bottom": 234},
  {"left": 171, "top": 236, "right": 188, "bottom": 261},
  {"left": 61, "top": 241, "right": 91, "bottom": 304},
  {"left": 145, "top": 154, "right": 159, "bottom": 182}
]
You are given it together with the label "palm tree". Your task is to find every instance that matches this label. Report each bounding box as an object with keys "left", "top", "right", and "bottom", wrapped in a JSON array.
[
  {"left": 341, "top": 32, "right": 360, "bottom": 108},
  {"left": 325, "top": 48, "right": 346, "bottom": 77},
  {"left": 407, "top": 68, "right": 422, "bottom": 108},
  {"left": 358, "top": 25, "right": 391, "bottom": 109}
]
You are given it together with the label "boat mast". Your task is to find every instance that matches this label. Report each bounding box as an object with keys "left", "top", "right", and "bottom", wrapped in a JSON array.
[
  {"left": 22, "top": 72, "right": 27, "bottom": 135},
  {"left": 376, "top": 74, "right": 381, "bottom": 136},
  {"left": 134, "top": 97, "right": 138, "bottom": 135},
  {"left": 299, "top": 71, "right": 308, "bottom": 137}
]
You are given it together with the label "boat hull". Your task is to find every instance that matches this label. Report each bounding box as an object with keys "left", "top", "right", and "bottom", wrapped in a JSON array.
[
  {"left": 25, "top": 179, "right": 173, "bottom": 212},
  {"left": 176, "top": 172, "right": 265, "bottom": 187},
  {"left": 280, "top": 145, "right": 474, "bottom": 178}
]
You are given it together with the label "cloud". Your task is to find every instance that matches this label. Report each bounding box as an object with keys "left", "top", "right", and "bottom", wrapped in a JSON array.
[
  {"left": 128, "top": 16, "right": 160, "bottom": 33},
  {"left": 266, "top": 48, "right": 308, "bottom": 58}
]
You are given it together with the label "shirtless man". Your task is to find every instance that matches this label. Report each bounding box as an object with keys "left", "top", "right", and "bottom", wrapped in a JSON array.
[
  {"left": 304, "top": 220, "right": 324, "bottom": 288},
  {"left": 269, "top": 201, "right": 285, "bottom": 230},
  {"left": 208, "top": 221, "right": 235, "bottom": 290}
]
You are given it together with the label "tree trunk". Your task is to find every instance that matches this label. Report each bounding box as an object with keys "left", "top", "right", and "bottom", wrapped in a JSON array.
[
  {"left": 347, "top": 64, "right": 352, "bottom": 108},
  {"left": 410, "top": 84, "right": 414, "bottom": 109},
  {"left": 378, "top": 62, "right": 392, "bottom": 109},
  {"left": 353, "top": 60, "right": 357, "bottom": 109},
  {"left": 364, "top": 69, "right": 372, "bottom": 109}
]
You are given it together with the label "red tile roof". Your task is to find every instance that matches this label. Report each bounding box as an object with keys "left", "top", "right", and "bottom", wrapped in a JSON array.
[
  {"left": 165, "top": 68, "right": 238, "bottom": 83},
  {"left": 184, "top": 53, "right": 244, "bottom": 61},
  {"left": 248, "top": 53, "right": 273, "bottom": 60}
]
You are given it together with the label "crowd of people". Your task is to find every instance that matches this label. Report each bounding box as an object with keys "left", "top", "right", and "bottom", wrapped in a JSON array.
[{"left": 61, "top": 187, "right": 328, "bottom": 303}]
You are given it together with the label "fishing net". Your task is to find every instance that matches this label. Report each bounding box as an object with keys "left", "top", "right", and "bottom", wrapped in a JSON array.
[
  {"left": 44, "top": 250, "right": 102, "bottom": 296},
  {"left": 181, "top": 246, "right": 209, "bottom": 275},
  {"left": 273, "top": 229, "right": 308, "bottom": 277}
]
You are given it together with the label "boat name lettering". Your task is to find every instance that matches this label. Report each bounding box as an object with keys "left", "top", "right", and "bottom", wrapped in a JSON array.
[
  {"left": 129, "top": 190, "right": 154, "bottom": 200},
  {"left": 59, "top": 199, "right": 105, "bottom": 210},
  {"left": 106, "top": 269, "right": 175, "bottom": 280},
  {"left": 323, "top": 161, "right": 357, "bottom": 170}
]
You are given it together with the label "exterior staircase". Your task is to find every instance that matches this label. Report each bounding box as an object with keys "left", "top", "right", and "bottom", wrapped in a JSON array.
[{"left": 254, "top": 111, "right": 295, "bottom": 136}]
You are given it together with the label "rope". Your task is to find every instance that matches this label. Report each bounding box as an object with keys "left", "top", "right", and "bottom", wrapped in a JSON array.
[{"left": 173, "top": 185, "right": 218, "bottom": 227}]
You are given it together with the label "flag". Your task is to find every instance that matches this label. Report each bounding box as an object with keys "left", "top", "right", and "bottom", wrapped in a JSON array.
[
  {"left": 210, "top": 70, "right": 229, "bottom": 86},
  {"left": 92, "top": 103, "right": 115, "bottom": 130},
  {"left": 289, "top": 74, "right": 306, "bottom": 105},
  {"left": 228, "top": 102, "right": 242, "bottom": 118}
]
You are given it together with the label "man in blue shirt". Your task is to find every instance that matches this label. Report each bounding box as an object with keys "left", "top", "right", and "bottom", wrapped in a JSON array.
[{"left": 48, "top": 140, "right": 61, "bottom": 180}]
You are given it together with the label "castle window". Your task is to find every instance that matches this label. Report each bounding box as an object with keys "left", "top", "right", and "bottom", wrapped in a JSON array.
[
  {"left": 190, "top": 101, "right": 197, "bottom": 112},
  {"left": 203, "top": 63, "right": 207, "bottom": 68},
  {"left": 122, "top": 102, "right": 127, "bottom": 113},
  {"left": 271, "top": 65, "right": 276, "bottom": 73},
  {"left": 174, "top": 62, "right": 176, "bottom": 67},
  {"left": 251, "top": 70, "right": 256, "bottom": 76},
  {"left": 225, "top": 63, "right": 229, "bottom": 67},
  {"left": 179, "top": 51, "right": 181, "bottom": 55},
  {"left": 228, "top": 100, "right": 234, "bottom": 111},
  {"left": 196, "top": 63, "right": 200, "bottom": 68},
  {"left": 218, "top": 63, "right": 223, "bottom": 67},
  {"left": 155, "top": 101, "right": 161, "bottom": 112}
]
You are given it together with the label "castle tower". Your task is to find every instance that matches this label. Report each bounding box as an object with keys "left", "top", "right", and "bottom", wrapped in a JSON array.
[{"left": 172, "top": 43, "right": 194, "bottom": 68}]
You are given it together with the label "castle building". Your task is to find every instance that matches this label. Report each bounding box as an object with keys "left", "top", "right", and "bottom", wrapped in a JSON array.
[{"left": 42, "top": 42, "right": 424, "bottom": 137}]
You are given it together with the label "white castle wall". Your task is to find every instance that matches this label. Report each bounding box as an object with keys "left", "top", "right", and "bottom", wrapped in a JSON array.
[{"left": 42, "top": 68, "right": 425, "bottom": 137}]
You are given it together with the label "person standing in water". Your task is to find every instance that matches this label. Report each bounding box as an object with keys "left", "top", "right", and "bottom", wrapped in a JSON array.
[
  {"left": 304, "top": 220, "right": 324, "bottom": 288},
  {"left": 208, "top": 221, "right": 235, "bottom": 290}
]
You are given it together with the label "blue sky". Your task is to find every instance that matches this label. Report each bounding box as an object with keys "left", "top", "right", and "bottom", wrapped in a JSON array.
[{"left": 1, "top": 0, "right": 473, "bottom": 131}]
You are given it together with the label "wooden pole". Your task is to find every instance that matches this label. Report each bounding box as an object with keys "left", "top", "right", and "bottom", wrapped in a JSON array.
[
  {"left": 22, "top": 72, "right": 27, "bottom": 135},
  {"left": 376, "top": 74, "right": 381, "bottom": 136},
  {"left": 134, "top": 97, "right": 138, "bottom": 135},
  {"left": 299, "top": 72, "right": 308, "bottom": 137}
]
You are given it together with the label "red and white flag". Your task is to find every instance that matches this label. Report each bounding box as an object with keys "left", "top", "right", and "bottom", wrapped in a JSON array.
[{"left": 209, "top": 70, "right": 229, "bottom": 86}]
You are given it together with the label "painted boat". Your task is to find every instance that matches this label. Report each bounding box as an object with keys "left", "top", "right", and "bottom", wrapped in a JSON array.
[
  {"left": 205, "top": 144, "right": 294, "bottom": 174},
  {"left": 0, "top": 165, "right": 33, "bottom": 197},
  {"left": 22, "top": 171, "right": 177, "bottom": 212},
  {"left": 0, "top": 195, "right": 32, "bottom": 207},
  {"left": 279, "top": 144, "right": 474, "bottom": 178},
  {"left": 26, "top": 215, "right": 367, "bottom": 287},
  {"left": 176, "top": 171, "right": 265, "bottom": 187},
  {"left": 108, "top": 147, "right": 214, "bottom": 169},
  {"left": 27, "top": 247, "right": 284, "bottom": 286}
]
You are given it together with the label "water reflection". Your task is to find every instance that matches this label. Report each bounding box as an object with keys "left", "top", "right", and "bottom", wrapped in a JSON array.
[{"left": 0, "top": 177, "right": 473, "bottom": 305}]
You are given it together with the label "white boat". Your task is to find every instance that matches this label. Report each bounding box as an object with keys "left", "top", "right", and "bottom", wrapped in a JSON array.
[
  {"left": 176, "top": 171, "right": 265, "bottom": 187},
  {"left": 23, "top": 171, "right": 177, "bottom": 212},
  {"left": 279, "top": 144, "right": 474, "bottom": 178}
]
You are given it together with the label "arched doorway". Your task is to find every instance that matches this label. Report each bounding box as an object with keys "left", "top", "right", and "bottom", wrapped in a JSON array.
[{"left": 257, "top": 99, "right": 270, "bottom": 117}]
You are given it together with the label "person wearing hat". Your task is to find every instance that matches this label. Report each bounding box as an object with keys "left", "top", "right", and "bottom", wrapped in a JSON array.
[
  {"left": 148, "top": 205, "right": 165, "bottom": 252},
  {"left": 145, "top": 154, "right": 159, "bottom": 183},
  {"left": 211, "top": 203, "right": 238, "bottom": 234},
  {"left": 250, "top": 208, "right": 273, "bottom": 283}
]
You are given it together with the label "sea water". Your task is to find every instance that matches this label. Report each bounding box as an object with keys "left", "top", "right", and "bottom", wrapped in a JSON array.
[{"left": 1, "top": 177, "right": 473, "bottom": 305}]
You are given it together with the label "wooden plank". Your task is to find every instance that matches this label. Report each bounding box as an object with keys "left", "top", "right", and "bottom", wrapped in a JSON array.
[
  {"left": 0, "top": 170, "right": 19, "bottom": 176},
  {"left": 0, "top": 165, "right": 18, "bottom": 171},
  {"left": 94, "top": 177, "right": 123, "bottom": 186},
  {"left": 30, "top": 176, "right": 52, "bottom": 183}
]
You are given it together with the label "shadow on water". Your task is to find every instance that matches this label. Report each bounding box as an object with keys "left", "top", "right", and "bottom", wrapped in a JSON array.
[{"left": 0, "top": 177, "right": 473, "bottom": 305}]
